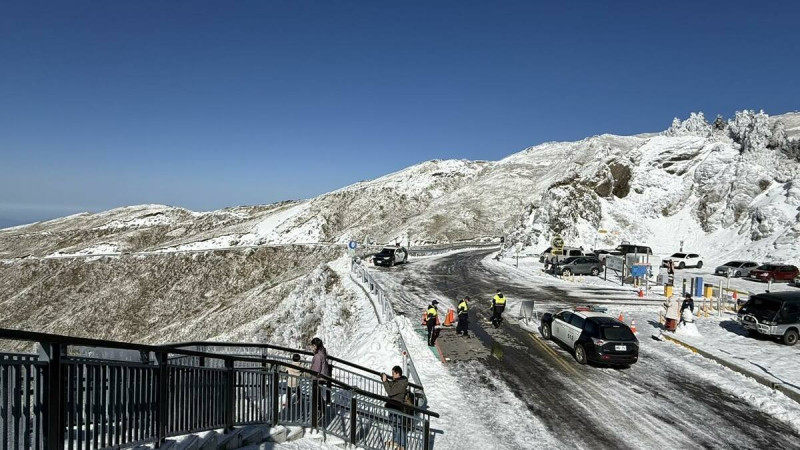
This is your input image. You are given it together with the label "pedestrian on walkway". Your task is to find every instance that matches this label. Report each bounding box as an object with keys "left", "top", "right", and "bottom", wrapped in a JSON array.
[
  {"left": 680, "top": 293, "right": 695, "bottom": 314},
  {"left": 456, "top": 296, "right": 470, "bottom": 337},
  {"left": 491, "top": 290, "right": 506, "bottom": 328},
  {"left": 310, "top": 337, "right": 331, "bottom": 422},
  {"left": 426, "top": 300, "right": 439, "bottom": 346},
  {"left": 382, "top": 366, "right": 409, "bottom": 450}
]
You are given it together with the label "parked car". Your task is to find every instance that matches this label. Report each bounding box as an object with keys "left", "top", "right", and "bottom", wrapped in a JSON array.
[
  {"left": 592, "top": 249, "right": 613, "bottom": 261},
  {"left": 372, "top": 246, "right": 408, "bottom": 267},
  {"left": 795, "top": 275, "right": 800, "bottom": 287},
  {"left": 714, "top": 261, "right": 760, "bottom": 277},
  {"left": 539, "top": 309, "right": 639, "bottom": 366},
  {"left": 556, "top": 256, "right": 604, "bottom": 277},
  {"left": 612, "top": 244, "right": 653, "bottom": 256},
  {"left": 737, "top": 292, "right": 800, "bottom": 345},
  {"left": 662, "top": 252, "right": 703, "bottom": 269},
  {"left": 540, "top": 247, "right": 586, "bottom": 264},
  {"left": 746, "top": 264, "right": 800, "bottom": 283}
]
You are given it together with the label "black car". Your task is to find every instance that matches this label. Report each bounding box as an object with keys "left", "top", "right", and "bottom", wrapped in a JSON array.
[
  {"left": 737, "top": 292, "right": 800, "bottom": 345},
  {"left": 540, "top": 309, "right": 639, "bottom": 366},
  {"left": 372, "top": 246, "right": 408, "bottom": 267}
]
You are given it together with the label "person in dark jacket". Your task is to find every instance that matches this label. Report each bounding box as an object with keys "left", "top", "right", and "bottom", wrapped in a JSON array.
[
  {"left": 491, "top": 290, "right": 506, "bottom": 328},
  {"left": 456, "top": 296, "right": 470, "bottom": 337},
  {"left": 680, "top": 294, "right": 695, "bottom": 314},
  {"left": 382, "top": 366, "right": 409, "bottom": 449},
  {"left": 310, "top": 337, "right": 331, "bottom": 421},
  {"left": 426, "top": 300, "right": 439, "bottom": 346}
]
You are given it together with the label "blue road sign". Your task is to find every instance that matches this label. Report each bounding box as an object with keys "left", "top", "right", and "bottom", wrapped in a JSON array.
[
  {"left": 348, "top": 241, "right": 357, "bottom": 250},
  {"left": 630, "top": 265, "right": 648, "bottom": 277}
]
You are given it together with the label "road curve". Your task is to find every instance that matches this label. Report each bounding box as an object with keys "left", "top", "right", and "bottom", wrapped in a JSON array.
[{"left": 370, "top": 249, "right": 800, "bottom": 449}]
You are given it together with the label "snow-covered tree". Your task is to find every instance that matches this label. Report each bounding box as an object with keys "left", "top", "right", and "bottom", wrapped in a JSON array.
[
  {"left": 665, "top": 112, "right": 711, "bottom": 137},
  {"left": 728, "top": 110, "right": 771, "bottom": 152},
  {"left": 769, "top": 120, "right": 788, "bottom": 149},
  {"left": 712, "top": 114, "right": 726, "bottom": 131}
]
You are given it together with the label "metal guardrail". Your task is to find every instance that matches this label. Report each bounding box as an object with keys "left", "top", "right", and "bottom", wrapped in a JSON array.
[
  {"left": 350, "top": 259, "right": 424, "bottom": 388},
  {"left": 0, "top": 328, "right": 438, "bottom": 450}
]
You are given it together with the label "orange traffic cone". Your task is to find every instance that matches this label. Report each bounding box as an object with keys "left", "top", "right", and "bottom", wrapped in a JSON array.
[
  {"left": 443, "top": 309, "right": 455, "bottom": 327},
  {"left": 421, "top": 312, "right": 428, "bottom": 326},
  {"left": 630, "top": 319, "right": 638, "bottom": 334},
  {"left": 732, "top": 291, "right": 738, "bottom": 300},
  {"left": 618, "top": 312, "right": 624, "bottom": 322},
  {"left": 638, "top": 288, "right": 644, "bottom": 298}
]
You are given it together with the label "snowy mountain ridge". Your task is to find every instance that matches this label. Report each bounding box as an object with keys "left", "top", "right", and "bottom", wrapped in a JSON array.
[{"left": 2, "top": 110, "right": 800, "bottom": 265}]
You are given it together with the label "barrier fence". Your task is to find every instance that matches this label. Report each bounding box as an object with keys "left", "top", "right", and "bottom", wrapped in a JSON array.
[{"left": 0, "top": 329, "right": 438, "bottom": 450}]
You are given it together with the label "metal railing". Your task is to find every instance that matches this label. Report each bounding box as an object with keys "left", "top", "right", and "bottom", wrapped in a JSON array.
[{"left": 0, "top": 328, "right": 438, "bottom": 450}]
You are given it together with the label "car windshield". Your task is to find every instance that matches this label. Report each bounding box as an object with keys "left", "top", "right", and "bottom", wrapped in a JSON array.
[
  {"left": 562, "top": 257, "right": 579, "bottom": 264},
  {"left": 723, "top": 261, "right": 741, "bottom": 267},
  {"left": 601, "top": 325, "right": 636, "bottom": 341},
  {"left": 377, "top": 248, "right": 395, "bottom": 256},
  {"left": 756, "top": 265, "right": 777, "bottom": 271},
  {"left": 745, "top": 297, "right": 782, "bottom": 314},
  {"left": 671, "top": 253, "right": 686, "bottom": 258}
]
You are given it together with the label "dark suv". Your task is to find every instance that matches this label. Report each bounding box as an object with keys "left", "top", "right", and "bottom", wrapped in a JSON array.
[
  {"left": 746, "top": 264, "right": 799, "bottom": 283},
  {"left": 737, "top": 292, "right": 800, "bottom": 345},
  {"left": 372, "top": 246, "right": 408, "bottom": 267},
  {"left": 540, "top": 310, "right": 639, "bottom": 366}
]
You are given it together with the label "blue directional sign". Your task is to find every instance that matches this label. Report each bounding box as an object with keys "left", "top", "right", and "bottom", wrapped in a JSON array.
[
  {"left": 630, "top": 265, "right": 648, "bottom": 277},
  {"left": 348, "top": 241, "right": 358, "bottom": 250}
]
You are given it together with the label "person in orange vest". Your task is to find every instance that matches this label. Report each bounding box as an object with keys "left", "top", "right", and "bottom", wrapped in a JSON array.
[
  {"left": 491, "top": 290, "right": 506, "bottom": 328},
  {"left": 426, "top": 300, "right": 439, "bottom": 346},
  {"left": 456, "top": 296, "right": 470, "bottom": 337}
]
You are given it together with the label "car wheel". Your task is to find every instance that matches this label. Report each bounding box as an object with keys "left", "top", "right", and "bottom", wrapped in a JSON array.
[
  {"left": 782, "top": 329, "right": 799, "bottom": 346},
  {"left": 389, "top": 259, "right": 395, "bottom": 267},
  {"left": 696, "top": 261, "right": 703, "bottom": 269},
  {"left": 735, "top": 270, "right": 742, "bottom": 277},
  {"left": 678, "top": 262, "right": 685, "bottom": 269},
  {"left": 541, "top": 323, "right": 551, "bottom": 340},
  {"left": 747, "top": 329, "right": 759, "bottom": 338},
  {"left": 562, "top": 269, "right": 572, "bottom": 277},
  {"left": 574, "top": 344, "right": 587, "bottom": 365},
  {"left": 591, "top": 268, "right": 600, "bottom": 276}
]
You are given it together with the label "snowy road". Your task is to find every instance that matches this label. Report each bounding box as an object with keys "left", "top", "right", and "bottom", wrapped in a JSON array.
[{"left": 370, "top": 249, "right": 800, "bottom": 449}]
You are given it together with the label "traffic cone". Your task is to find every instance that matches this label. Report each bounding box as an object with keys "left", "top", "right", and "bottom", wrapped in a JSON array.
[
  {"left": 443, "top": 309, "right": 455, "bottom": 327},
  {"left": 638, "top": 288, "right": 644, "bottom": 298},
  {"left": 421, "top": 312, "right": 428, "bottom": 326},
  {"left": 732, "top": 291, "right": 738, "bottom": 300},
  {"left": 630, "top": 319, "right": 638, "bottom": 334},
  {"left": 618, "top": 312, "right": 624, "bottom": 322}
]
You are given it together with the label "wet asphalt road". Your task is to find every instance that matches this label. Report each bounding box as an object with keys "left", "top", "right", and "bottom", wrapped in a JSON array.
[{"left": 370, "top": 249, "right": 800, "bottom": 449}]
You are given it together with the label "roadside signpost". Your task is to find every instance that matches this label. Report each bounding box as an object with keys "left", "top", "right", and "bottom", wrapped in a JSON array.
[{"left": 348, "top": 240, "right": 357, "bottom": 257}]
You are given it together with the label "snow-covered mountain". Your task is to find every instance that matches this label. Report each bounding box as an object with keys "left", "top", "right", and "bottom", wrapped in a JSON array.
[{"left": 2, "top": 109, "right": 799, "bottom": 345}]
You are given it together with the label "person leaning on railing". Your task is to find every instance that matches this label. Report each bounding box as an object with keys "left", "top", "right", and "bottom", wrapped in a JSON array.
[
  {"left": 382, "top": 365, "right": 409, "bottom": 450},
  {"left": 310, "top": 337, "right": 332, "bottom": 423}
]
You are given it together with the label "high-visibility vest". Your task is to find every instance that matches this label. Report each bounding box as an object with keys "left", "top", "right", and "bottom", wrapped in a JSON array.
[
  {"left": 458, "top": 301, "right": 468, "bottom": 314},
  {"left": 427, "top": 306, "right": 438, "bottom": 319},
  {"left": 493, "top": 295, "right": 506, "bottom": 306}
]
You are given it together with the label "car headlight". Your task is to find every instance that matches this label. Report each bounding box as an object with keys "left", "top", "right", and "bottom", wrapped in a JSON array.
[{"left": 763, "top": 321, "right": 777, "bottom": 326}]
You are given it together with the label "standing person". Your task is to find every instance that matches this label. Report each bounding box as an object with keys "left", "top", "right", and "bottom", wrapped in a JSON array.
[
  {"left": 456, "top": 296, "right": 470, "bottom": 338},
  {"left": 382, "top": 366, "right": 409, "bottom": 450},
  {"left": 426, "top": 300, "right": 439, "bottom": 346},
  {"left": 491, "top": 290, "right": 506, "bottom": 328},
  {"left": 310, "top": 338, "right": 330, "bottom": 423},
  {"left": 680, "top": 293, "right": 695, "bottom": 314},
  {"left": 285, "top": 353, "right": 303, "bottom": 414}
]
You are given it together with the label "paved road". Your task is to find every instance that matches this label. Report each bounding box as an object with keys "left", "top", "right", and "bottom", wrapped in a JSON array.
[{"left": 371, "top": 249, "right": 800, "bottom": 449}]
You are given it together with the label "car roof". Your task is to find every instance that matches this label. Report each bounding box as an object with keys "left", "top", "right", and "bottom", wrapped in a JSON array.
[
  {"left": 561, "top": 310, "right": 612, "bottom": 319},
  {"left": 752, "top": 292, "right": 800, "bottom": 302}
]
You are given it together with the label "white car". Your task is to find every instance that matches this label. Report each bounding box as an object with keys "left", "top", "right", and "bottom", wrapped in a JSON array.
[{"left": 662, "top": 252, "right": 703, "bottom": 269}]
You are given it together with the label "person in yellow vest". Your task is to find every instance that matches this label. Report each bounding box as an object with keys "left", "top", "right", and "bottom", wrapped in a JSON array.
[
  {"left": 456, "top": 296, "right": 470, "bottom": 337},
  {"left": 426, "top": 300, "right": 439, "bottom": 346},
  {"left": 491, "top": 290, "right": 506, "bottom": 328}
]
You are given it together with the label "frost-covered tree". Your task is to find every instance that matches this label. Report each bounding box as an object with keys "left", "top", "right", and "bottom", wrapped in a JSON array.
[
  {"left": 728, "top": 109, "right": 771, "bottom": 152},
  {"left": 665, "top": 112, "right": 711, "bottom": 137},
  {"left": 712, "top": 114, "right": 726, "bottom": 131},
  {"left": 769, "top": 120, "right": 788, "bottom": 149}
]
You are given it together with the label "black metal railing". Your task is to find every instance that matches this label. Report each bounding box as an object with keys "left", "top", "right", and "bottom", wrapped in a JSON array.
[{"left": 0, "top": 329, "right": 438, "bottom": 450}]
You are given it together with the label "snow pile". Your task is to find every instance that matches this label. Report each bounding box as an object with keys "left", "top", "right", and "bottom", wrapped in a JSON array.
[{"left": 46, "top": 243, "right": 120, "bottom": 258}]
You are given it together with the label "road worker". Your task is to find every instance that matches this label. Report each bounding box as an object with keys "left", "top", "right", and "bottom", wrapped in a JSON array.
[
  {"left": 426, "top": 300, "right": 439, "bottom": 346},
  {"left": 456, "top": 296, "right": 470, "bottom": 337},
  {"left": 491, "top": 290, "right": 506, "bottom": 328}
]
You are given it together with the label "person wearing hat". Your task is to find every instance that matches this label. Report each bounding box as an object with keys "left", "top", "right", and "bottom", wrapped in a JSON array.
[
  {"left": 456, "top": 296, "right": 470, "bottom": 337},
  {"left": 426, "top": 300, "right": 439, "bottom": 346},
  {"left": 491, "top": 290, "right": 507, "bottom": 328}
]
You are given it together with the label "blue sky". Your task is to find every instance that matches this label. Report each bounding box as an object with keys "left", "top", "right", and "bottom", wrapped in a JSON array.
[{"left": 1, "top": 1, "right": 798, "bottom": 227}]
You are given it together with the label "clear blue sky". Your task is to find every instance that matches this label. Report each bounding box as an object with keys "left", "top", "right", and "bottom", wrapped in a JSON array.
[{"left": 1, "top": 1, "right": 798, "bottom": 227}]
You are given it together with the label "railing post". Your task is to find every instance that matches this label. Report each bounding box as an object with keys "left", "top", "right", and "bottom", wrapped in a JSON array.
[
  {"left": 311, "top": 379, "right": 319, "bottom": 430},
  {"left": 224, "top": 358, "right": 235, "bottom": 432},
  {"left": 155, "top": 351, "right": 169, "bottom": 447},
  {"left": 42, "top": 343, "right": 65, "bottom": 450},
  {"left": 349, "top": 392, "right": 357, "bottom": 445},
  {"left": 423, "top": 417, "right": 431, "bottom": 450},
  {"left": 271, "top": 370, "right": 280, "bottom": 426}
]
